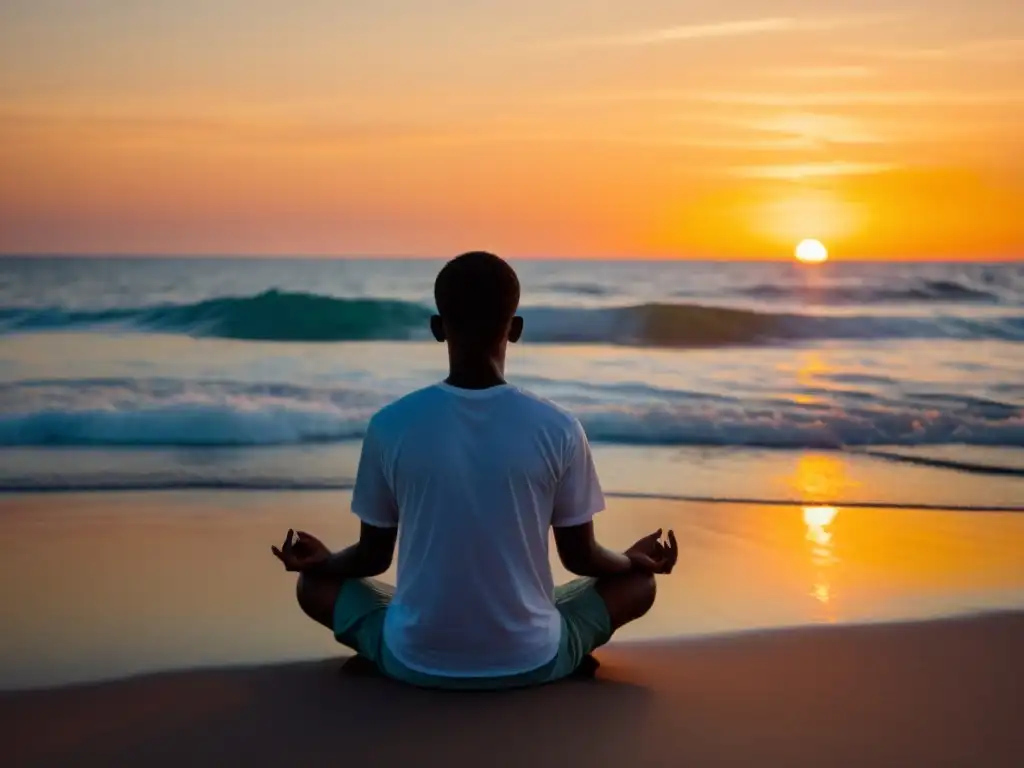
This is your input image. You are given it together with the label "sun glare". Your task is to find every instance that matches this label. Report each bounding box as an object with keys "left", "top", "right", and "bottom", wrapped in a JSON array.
[{"left": 795, "top": 238, "right": 828, "bottom": 264}]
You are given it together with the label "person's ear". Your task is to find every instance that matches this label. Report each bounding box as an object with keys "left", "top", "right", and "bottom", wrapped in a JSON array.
[
  {"left": 508, "top": 316, "right": 523, "bottom": 343},
  {"left": 430, "top": 315, "right": 445, "bottom": 342}
]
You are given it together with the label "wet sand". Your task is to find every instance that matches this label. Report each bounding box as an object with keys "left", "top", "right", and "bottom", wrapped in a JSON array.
[
  {"left": 4, "top": 612, "right": 1023, "bottom": 767},
  {"left": 3, "top": 490, "right": 1024, "bottom": 689},
  {"left": 2, "top": 488, "right": 1024, "bottom": 765}
]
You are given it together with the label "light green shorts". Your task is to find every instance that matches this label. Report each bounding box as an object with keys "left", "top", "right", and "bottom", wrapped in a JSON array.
[{"left": 332, "top": 577, "right": 613, "bottom": 690}]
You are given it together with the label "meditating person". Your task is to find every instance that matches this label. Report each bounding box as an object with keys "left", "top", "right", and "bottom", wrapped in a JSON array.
[{"left": 272, "top": 251, "right": 678, "bottom": 689}]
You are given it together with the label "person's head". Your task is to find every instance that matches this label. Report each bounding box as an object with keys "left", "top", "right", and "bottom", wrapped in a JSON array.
[{"left": 431, "top": 251, "right": 523, "bottom": 355}]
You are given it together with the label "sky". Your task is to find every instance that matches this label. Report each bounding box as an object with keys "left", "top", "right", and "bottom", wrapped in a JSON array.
[{"left": 0, "top": 0, "right": 1021, "bottom": 259}]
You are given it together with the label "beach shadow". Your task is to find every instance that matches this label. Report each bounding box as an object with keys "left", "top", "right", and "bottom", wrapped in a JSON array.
[
  {"left": 9, "top": 616, "right": 1024, "bottom": 768},
  {"left": 4, "top": 654, "right": 659, "bottom": 768}
]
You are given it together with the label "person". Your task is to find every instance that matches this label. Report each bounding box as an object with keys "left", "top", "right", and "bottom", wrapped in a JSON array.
[{"left": 272, "top": 251, "right": 678, "bottom": 689}]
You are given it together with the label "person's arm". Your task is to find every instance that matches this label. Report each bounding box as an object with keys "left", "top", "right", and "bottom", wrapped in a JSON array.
[
  {"left": 272, "top": 417, "right": 400, "bottom": 576},
  {"left": 550, "top": 419, "right": 628, "bottom": 576},
  {"left": 550, "top": 419, "right": 677, "bottom": 576},
  {"left": 329, "top": 417, "right": 401, "bottom": 575},
  {"left": 273, "top": 523, "right": 396, "bottom": 577},
  {"left": 306, "top": 522, "right": 396, "bottom": 578},
  {"left": 554, "top": 521, "right": 631, "bottom": 577},
  {"left": 555, "top": 524, "right": 676, "bottom": 576}
]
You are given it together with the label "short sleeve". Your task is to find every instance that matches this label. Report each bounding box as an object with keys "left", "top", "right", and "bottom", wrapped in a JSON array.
[
  {"left": 552, "top": 419, "right": 606, "bottom": 528},
  {"left": 351, "top": 420, "right": 399, "bottom": 528}
]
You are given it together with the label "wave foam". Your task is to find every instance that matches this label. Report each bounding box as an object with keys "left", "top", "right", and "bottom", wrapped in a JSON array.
[
  {"left": 0, "top": 405, "right": 365, "bottom": 447},
  {"left": 1, "top": 392, "right": 1020, "bottom": 449}
]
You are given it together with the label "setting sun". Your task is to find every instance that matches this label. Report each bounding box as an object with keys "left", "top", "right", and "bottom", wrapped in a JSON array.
[{"left": 795, "top": 239, "right": 828, "bottom": 264}]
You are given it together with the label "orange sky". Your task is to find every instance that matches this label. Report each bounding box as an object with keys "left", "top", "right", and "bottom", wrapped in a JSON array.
[{"left": 1, "top": 1, "right": 1022, "bottom": 259}]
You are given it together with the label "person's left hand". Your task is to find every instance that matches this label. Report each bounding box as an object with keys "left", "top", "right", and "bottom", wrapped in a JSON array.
[
  {"left": 271, "top": 529, "right": 330, "bottom": 572},
  {"left": 625, "top": 529, "right": 679, "bottom": 574}
]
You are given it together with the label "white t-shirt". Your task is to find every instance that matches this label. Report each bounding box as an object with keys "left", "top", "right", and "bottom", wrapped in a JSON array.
[{"left": 350, "top": 382, "right": 605, "bottom": 677}]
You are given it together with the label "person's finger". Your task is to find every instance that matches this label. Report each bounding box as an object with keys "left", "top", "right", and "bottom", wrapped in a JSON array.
[
  {"left": 634, "top": 529, "right": 662, "bottom": 551},
  {"left": 664, "top": 530, "right": 678, "bottom": 573},
  {"left": 272, "top": 546, "right": 294, "bottom": 569},
  {"left": 295, "top": 531, "right": 324, "bottom": 551},
  {"left": 642, "top": 528, "right": 663, "bottom": 543},
  {"left": 283, "top": 529, "right": 295, "bottom": 552}
]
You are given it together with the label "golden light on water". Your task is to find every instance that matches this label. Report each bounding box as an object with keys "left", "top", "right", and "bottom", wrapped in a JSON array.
[
  {"left": 804, "top": 505, "right": 839, "bottom": 532},
  {"left": 803, "top": 506, "right": 839, "bottom": 608},
  {"left": 795, "top": 238, "right": 829, "bottom": 264},
  {"left": 791, "top": 456, "right": 844, "bottom": 614}
]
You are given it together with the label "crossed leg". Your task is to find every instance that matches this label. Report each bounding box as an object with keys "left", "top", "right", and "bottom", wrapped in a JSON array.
[
  {"left": 295, "top": 572, "right": 343, "bottom": 630},
  {"left": 594, "top": 570, "right": 657, "bottom": 632},
  {"left": 296, "top": 570, "right": 657, "bottom": 636}
]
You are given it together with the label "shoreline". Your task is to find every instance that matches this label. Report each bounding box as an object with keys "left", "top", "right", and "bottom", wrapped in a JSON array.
[
  {"left": 3, "top": 443, "right": 1023, "bottom": 512},
  {"left": 5, "top": 612, "right": 1022, "bottom": 767},
  {"left": 2, "top": 484, "right": 1022, "bottom": 513}
]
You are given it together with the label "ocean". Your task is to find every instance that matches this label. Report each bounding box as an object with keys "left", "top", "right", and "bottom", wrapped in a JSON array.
[{"left": 0, "top": 257, "right": 1022, "bottom": 506}]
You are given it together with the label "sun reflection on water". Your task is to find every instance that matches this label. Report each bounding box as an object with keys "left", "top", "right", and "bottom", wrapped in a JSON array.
[
  {"left": 791, "top": 455, "right": 844, "bottom": 616},
  {"left": 803, "top": 505, "right": 839, "bottom": 607}
]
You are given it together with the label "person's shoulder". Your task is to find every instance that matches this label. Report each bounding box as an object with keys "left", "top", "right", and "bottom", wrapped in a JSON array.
[
  {"left": 368, "top": 385, "right": 445, "bottom": 434},
  {"left": 508, "top": 387, "right": 583, "bottom": 434}
]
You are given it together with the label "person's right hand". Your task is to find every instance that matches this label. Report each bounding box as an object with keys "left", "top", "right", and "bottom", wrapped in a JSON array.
[
  {"left": 271, "top": 529, "right": 331, "bottom": 572},
  {"left": 625, "top": 529, "right": 678, "bottom": 574}
]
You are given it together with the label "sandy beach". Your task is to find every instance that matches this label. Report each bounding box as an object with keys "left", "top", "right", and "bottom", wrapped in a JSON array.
[
  {"left": 4, "top": 612, "right": 1023, "bottom": 767},
  {"left": 2, "top": 487, "right": 1023, "bottom": 766}
]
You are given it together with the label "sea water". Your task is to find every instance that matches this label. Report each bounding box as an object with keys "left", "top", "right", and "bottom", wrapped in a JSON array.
[{"left": 0, "top": 257, "right": 1021, "bottom": 505}]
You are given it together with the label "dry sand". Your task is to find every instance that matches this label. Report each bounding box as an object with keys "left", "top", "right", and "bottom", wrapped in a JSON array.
[{"left": 4, "top": 612, "right": 1022, "bottom": 768}]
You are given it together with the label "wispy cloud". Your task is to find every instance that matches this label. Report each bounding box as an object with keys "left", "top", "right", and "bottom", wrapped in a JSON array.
[
  {"left": 730, "top": 161, "right": 898, "bottom": 180},
  {"left": 547, "top": 15, "right": 886, "bottom": 49},
  {"left": 692, "top": 91, "right": 1024, "bottom": 107},
  {"left": 845, "top": 38, "right": 1024, "bottom": 62},
  {"left": 669, "top": 137, "right": 809, "bottom": 151},
  {"left": 555, "top": 89, "right": 1024, "bottom": 107},
  {"left": 0, "top": 106, "right": 787, "bottom": 150},
  {"left": 766, "top": 66, "right": 873, "bottom": 79},
  {"left": 739, "top": 113, "right": 885, "bottom": 146}
]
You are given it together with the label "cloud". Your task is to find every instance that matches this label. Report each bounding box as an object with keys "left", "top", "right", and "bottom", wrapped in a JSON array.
[
  {"left": 691, "top": 91, "right": 1024, "bottom": 107},
  {"left": 741, "top": 113, "right": 885, "bottom": 145},
  {"left": 555, "top": 89, "right": 1024, "bottom": 107},
  {"left": 668, "top": 137, "right": 809, "bottom": 151},
  {"left": 0, "top": 106, "right": 796, "bottom": 150},
  {"left": 766, "top": 66, "right": 873, "bottom": 79},
  {"left": 730, "top": 161, "right": 898, "bottom": 180},
  {"left": 547, "top": 16, "right": 885, "bottom": 49},
  {"left": 844, "top": 38, "right": 1024, "bottom": 62}
]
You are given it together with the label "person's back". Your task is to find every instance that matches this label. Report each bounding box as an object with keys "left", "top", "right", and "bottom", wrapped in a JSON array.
[
  {"left": 358, "top": 383, "right": 601, "bottom": 676},
  {"left": 272, "top": 251, "right": 678, "bottom": 689}
]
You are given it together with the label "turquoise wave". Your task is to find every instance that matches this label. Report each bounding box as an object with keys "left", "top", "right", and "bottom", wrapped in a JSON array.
[{"left": 1, "top": 290, "right": 1023, "bottom": 345}]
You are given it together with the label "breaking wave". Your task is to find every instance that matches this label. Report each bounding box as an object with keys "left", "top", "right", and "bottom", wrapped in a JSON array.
[
  {"left": 1, "top": 378, "right": 1020, "bottom": 449},
  {"left": 1, "top": 291, "right": 1022, "bottom": 346}
]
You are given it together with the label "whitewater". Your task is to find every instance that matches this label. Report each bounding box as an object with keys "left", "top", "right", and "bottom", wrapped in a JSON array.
[{"left": 0, "top": 257, "right": 1021, "bottom": 496}]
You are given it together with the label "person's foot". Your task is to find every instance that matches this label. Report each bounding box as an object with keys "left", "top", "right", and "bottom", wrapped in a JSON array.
[{"left": 569, "top": 654, "right": 601, "bottom": 680}]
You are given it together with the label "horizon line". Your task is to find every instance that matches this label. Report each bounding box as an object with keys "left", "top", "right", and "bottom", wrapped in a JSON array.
[{"left": 1, "top": 253, "right": 1020, "bottom": 263}]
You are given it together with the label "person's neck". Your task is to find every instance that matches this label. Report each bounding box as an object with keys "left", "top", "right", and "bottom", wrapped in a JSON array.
[{"left": 445, "top": 351, "right": 506, "bottom": 390}]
